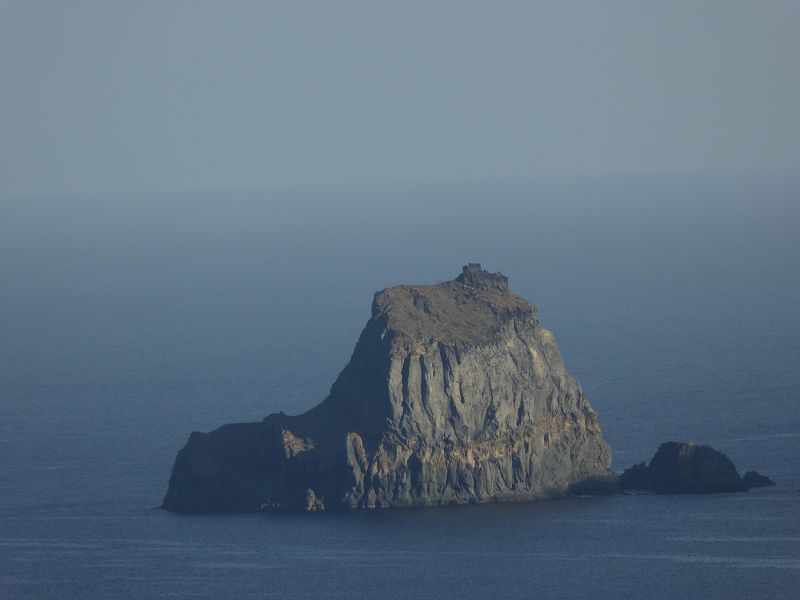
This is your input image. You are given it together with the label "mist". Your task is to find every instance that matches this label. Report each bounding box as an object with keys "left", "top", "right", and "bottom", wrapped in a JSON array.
[
  {"left": 3, "top": 4, "right": 800, "bottom": 599},
  {"left": 2, "top": 1, "right": 799, "bottom": 198}
]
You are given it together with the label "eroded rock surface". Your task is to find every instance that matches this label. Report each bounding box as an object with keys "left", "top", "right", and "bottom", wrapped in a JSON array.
[{"left": 162, "top": 264, "right": 614, "bottom": 512}]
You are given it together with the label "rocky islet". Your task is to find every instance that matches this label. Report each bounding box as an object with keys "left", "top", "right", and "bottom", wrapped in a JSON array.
[
  {"left": 162, "top": 264, "right": 615, "bottom": 512},
  {"left": 619, "top": 442, "right": 774, "bottom": 494},
  {"left": 163, "top": 265, "right": 776, "bottom": 512}
]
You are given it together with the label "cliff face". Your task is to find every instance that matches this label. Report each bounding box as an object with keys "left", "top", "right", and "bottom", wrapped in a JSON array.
[{"left": 162, "top": 264, "right": 614, "bottom": 512}]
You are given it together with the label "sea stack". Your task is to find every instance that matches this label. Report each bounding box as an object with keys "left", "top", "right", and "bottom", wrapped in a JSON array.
[{"left": 162, "top": 264, "right": 614, "bottom": 512}]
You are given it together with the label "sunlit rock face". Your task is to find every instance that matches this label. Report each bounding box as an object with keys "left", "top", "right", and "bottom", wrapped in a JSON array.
[{"left": 162, "top": 264, "right": 614, "bottom": 512}]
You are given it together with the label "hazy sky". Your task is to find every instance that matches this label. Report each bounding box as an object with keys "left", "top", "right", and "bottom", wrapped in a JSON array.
[{"left": 1, "top": 1, "right": 798, "bottom": 197}]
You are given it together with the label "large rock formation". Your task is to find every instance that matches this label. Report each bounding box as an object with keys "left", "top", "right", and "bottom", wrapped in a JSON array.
[
  {"left": 619, "top": 442, "right": 749, "bottom": 493},
  {"left": 162, "top": 264, "right": 614, "bottom": 512}
]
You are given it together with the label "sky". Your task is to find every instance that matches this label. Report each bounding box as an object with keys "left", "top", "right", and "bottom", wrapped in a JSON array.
[{"left": 1, "top": 1, "right": 798, "bottom": 197}]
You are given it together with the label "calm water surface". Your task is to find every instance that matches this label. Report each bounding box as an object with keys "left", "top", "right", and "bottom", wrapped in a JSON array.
[{"left": 1, "top": 175, "right": 799, "bottom": 599}]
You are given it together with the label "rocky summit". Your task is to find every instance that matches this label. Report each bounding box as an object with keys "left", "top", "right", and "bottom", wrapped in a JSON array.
[{"left": 162, "top": 264, "right": 614, "bottom": 512}]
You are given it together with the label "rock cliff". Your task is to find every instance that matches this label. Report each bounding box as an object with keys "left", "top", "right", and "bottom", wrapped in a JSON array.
[{"left": 162, "top": 264, "right": 614, "bottom": 512}]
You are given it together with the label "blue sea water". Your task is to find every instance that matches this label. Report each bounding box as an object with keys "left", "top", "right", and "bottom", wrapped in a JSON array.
[{"left": 1, "top": 175, "right": 799, "bottom": 599}]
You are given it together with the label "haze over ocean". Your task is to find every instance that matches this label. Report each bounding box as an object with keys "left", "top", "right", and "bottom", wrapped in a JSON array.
[
  {"left": 2, "top": 175, "right": 799, "bottom": 598},
  {"left": 2, "top": 2, "right": 799, "bottom": 197},
  {"left": 2, "top": 1, "right": 800, "bottom": 598}
]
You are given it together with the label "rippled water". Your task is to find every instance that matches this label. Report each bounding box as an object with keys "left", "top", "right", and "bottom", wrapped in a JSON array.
[{"left": 2, "top": 175, "right": 799, "bottom": 599}]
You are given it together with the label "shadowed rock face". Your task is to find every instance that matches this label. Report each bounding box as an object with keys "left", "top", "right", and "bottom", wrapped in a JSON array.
[
  {"left": 620, "top": 442, "right": 748, "bottom": 494},
  {"left": 742, "top": 470, "right": 775, "bottom": 488},
  {"left": 162, "top": 264, "right": 614, "bottom": 512}
]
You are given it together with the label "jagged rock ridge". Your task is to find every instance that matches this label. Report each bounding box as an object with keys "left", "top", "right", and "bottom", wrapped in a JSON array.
[{"left": 162, "top": 264, "right": 614, "bottom": 512}]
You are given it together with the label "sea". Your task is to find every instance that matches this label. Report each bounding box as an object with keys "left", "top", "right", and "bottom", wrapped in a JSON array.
[{"left": 1, "top": 174, "right": 799, "bottom": 599}]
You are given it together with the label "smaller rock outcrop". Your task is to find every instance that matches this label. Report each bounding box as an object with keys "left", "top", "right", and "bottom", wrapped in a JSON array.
[
  {"left": 620, "top": 442, "right": 748, "bottom": 494},
  {"left": 742, "top": 470, "right": 775, "bottom": 488},
  {"left": 455, "top": 263, "right": 508, "bottom": 291}
]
